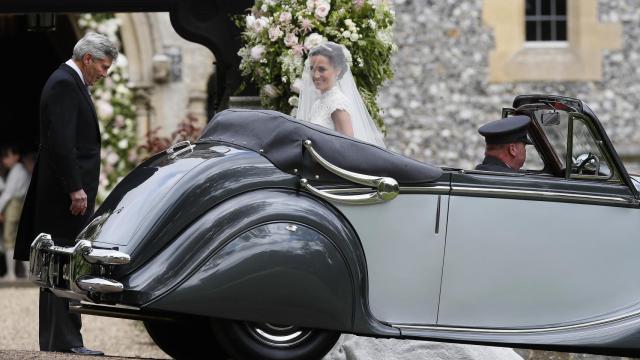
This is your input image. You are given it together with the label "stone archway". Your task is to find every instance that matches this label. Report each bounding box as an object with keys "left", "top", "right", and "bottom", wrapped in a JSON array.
[{"left": 117, "top": 12, "right": 215, "bottom": 140}]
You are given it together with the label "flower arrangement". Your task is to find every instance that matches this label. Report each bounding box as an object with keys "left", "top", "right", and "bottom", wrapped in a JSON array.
[
  {"left": 77, "top": 14, "right": 138, "bottom": 202},
  {"left": 237, "top": 0, "right": 395, "bottom": 132},
  {"left": 137, "top": 114, "right": 203, "bottom": 159}
]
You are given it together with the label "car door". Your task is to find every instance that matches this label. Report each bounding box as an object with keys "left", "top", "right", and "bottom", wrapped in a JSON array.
[
  {"left": 438, "top": 111, "right": 640, "bottom": 329},
  {"left": 330, "top": 176, "right": 449, "bottom": 325}
]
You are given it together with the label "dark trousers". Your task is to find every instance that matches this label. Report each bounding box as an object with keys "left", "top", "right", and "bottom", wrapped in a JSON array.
[{"left": 39, "top": 288, "right": 84, "bottom": 351}]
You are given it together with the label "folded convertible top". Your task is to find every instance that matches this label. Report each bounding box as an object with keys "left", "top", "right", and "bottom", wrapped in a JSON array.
[{"left": 200, "top": 109, "right": 443, "bottom": 185}]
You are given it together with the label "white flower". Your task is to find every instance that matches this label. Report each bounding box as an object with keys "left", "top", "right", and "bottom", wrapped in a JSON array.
[
  {"left": 306, "top": 0, "right": 316, "bottom": 10},
  {"left": 268, "top": 26, "right": 283, "bottom": 41},
  {"left": 106, "top": 151, "right": 119, "bottom": 166},
  {"left": 118, "top": 139, "right": 129, "bottom": 149},
  {"left": 288, "top": 96, "right": 299, "bottom": 107},
  {"left": 284, "top": 32, "right": 299, "bottom": 47},
  {"left": 253, "top": 17, "right": 269, "bottom": 33},
  {"left": 342, "top": 30, "right": 351, "bottom": 39},
  {"left": 250, "top": 45, "right": 265, "bottom": 60},
  {"left": 279, "top": 11, "right": 292, "bottom": 24},
  {"left": 314, "top": 0, "right": 330, "bottom": 20},
  {"left": 96, "top": 100, "right": 114, "bottom": 120},
  {"left": 350, "top": 33, "right": 360, "bottom": 42},
  {"left": 304, "top": 33, "right": 326, "bottom": 49},
  {"left": 344, "top": 19, "right": 357, "bottom": 32},
  {"left": 245, "top": 15, "right": 256, "bottom": 29},
  {"left": 290, "top": 78, "right": 303, "bottom": 94},
  {"left": 262, "top": 84, "right": 281, "bottom": 98},
  {"left": 115, "top": 54, "right": 128, "bottom": 68},
  {"left": 261, "top": 4, "right": 268, "bottom": 12},
  {"left": 368, "top": 19, "right": 377, "bottom": 29}
]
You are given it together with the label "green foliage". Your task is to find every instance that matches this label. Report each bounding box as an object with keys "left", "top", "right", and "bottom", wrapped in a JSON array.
[{"left": 237, "top": 0, "right": 395, "bottom": 132}]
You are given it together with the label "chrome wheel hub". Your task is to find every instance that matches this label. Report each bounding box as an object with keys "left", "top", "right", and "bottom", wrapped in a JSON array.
[{"left": 245, "top": 322, "right": 313, "bottom": 348}]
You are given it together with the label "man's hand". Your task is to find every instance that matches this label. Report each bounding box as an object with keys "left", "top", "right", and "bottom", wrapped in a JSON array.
[{"left": 69, "top": 189, "right": 88, "bottom": 216}]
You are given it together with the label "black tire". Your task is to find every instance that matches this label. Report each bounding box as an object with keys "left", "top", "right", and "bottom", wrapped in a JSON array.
[
  {"left": 144, "top": 317, "right": 228, "bottom": 360},
  {"left": 212, "top": 319, "right": 340, "bottom": 360}
]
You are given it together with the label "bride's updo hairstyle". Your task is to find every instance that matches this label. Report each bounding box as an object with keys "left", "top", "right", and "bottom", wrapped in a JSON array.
[{"left": 309, "top": 42, "right": 349, "bottom": 79}]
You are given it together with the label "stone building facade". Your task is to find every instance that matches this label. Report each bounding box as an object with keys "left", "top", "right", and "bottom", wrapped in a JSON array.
[
  {"left": 379, "top": 0, "right": 640, "bottom": 172},
  {"left": 116, "top": 12, "right": 215, "bottom": 139}
]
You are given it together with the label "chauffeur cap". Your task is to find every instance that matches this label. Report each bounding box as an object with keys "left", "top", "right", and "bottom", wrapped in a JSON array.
[{"left": 478, "top": 115, "right": 533, "bottom": 145}]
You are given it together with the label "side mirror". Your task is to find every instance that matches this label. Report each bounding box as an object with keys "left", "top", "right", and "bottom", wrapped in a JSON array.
[{"left": 541, "top": 112, "right": 560, "bottom": 125}]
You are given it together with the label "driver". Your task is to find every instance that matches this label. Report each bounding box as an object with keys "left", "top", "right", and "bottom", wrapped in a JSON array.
[{"left": 475, "top": 115, "right": 533, "bottom": 173}]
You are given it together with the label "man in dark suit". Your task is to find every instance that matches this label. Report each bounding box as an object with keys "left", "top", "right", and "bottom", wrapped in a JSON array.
[
  {"left": 14, "top": 32, "right": 117, "bottom": 356},
  {"left": 475, "top": 115, "right": 533, "bottom": 173}
]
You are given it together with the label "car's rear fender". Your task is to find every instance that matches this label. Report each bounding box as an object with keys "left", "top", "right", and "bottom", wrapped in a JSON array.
[{"left": 129, "top": 189, "right": 398, "bottom": 336}]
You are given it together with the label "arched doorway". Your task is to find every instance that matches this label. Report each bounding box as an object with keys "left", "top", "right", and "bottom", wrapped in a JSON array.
[{"left": 0, "top": 14, "right": 78, "bottom": 153}]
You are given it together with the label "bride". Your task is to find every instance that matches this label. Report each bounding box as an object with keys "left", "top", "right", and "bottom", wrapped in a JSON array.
[{"left": 296, "top": 42, "right": 386, "bottom": 147}]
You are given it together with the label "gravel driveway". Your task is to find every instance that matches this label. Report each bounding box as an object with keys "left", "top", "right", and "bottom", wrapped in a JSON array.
[{"left": 0, "top": 285, "right": 169, "bottom": 359}]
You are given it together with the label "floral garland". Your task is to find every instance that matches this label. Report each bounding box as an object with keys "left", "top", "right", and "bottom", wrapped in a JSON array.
[
  {"left": 77, "top": 14, "right": 138, "bottom": 203},
  {"left": 237, "top": 0, "right": 395, "bottom": 132}
]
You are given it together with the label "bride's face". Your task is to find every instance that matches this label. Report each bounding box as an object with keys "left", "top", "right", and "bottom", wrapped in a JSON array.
[{"left": 310, "top": 55, "right": 338, "bottom": 93}]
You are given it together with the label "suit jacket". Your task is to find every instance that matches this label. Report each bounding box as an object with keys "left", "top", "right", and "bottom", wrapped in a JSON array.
[
  {"left": 474, "top": 155, "right": 518, "bottom": 173},
  {"left": 14, "top": 63, "right": 101, "bottom": 261}
]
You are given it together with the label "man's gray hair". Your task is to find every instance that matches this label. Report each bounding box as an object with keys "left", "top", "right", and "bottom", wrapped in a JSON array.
[{"left": 72, "top": 32, "right": 119, "bottom": 61}]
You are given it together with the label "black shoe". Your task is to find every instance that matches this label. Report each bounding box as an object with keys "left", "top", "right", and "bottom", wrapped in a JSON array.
[{"left": 67, "top": 347, "right": 105, "bottom": 356}]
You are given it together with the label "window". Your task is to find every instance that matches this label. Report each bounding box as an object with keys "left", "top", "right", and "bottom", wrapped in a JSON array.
[{"left": 525, "top": 0, "right": 567, "bottom": 42}]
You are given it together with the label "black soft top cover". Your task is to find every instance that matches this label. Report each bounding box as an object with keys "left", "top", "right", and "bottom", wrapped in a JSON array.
[{"left": 200, "top": 109, "right": 442, "bottom": 185}]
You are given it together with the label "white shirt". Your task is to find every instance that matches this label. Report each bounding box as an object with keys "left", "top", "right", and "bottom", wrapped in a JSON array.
[
  {"left": 0, "top": 163, "right": 29, "bottom": 212},
  {"left": 65, "top": 59, "right": 87, "bottom": 85}
]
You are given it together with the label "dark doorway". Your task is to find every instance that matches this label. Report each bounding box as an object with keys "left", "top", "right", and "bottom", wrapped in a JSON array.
[{"left": 0, "top": 14, "right": 77, "bottom": 153}]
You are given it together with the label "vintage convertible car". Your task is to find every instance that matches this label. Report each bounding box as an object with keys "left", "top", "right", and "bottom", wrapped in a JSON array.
[{"left": 29, "top": 94, "right": 640, "bottom": 359}]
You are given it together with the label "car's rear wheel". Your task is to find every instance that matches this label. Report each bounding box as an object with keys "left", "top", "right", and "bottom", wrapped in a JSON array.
[
  {"left": 212, "top": 319, "right": 340, "bottom": 360},
  {"left": 144, "top": 317, "right": 228, "bottom": 359}
]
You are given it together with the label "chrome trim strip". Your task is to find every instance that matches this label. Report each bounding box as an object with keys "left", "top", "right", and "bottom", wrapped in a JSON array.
[
  {"left": 79, "top": 301, "right": 140, "bottom": 311},
  {"left": 322, "top": 186, "right": 450, "bottom": 195},
  {"left": 400, "top": 186, "right": 450, "bottom": 194},
  {"left": 393, "top": 308, "right": 640, "bottom": 334},
  {"left": 451, "top": 186, "right": 636, "bottom": 205}
]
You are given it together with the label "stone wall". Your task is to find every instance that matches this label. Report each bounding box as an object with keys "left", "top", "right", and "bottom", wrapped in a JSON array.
[{"left": 380, "top": 0, "right": 640, "bottom": 173}]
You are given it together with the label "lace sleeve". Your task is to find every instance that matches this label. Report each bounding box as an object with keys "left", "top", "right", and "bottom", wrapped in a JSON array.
[{"left": 327, "top": 91, "right": 353, "bottom": 116}]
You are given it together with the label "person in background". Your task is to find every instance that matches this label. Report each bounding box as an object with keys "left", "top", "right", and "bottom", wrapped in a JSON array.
[{"left": 0, "top": 144, "right": 29, "bottom": 281}]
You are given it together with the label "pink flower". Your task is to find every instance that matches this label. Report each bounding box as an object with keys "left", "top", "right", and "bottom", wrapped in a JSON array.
[
  {"left": 262, "top": 84, "right": 281, "bottom": 98},
  {"left": 250, "top": 45, "right": 265, "bottom": 60},
  {"left": 268, "top": 26, "right": 283, "bottom": 41},
  {"left": 299, "top": 17, "right": 313, "bottom": 32},
  {"left": 279, "top": 11, "right": 292, "bottom": 24},
  {"left": 306, "top": 0, "right": 316, "bottom": 10},
  {"left": 292, "top": 44, "right": 305, "bottom": 58},
  {"left": 314, "top": 1, "right": 330, "bottom": 20},
  {"left": 353, "top": 0, "right": 365, "bottom": 8},
  {"left": 284, "top": 32, "right": 299, "bottom": 47}
]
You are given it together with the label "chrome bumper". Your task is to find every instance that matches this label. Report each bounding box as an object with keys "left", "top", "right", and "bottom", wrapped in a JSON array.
[{"left": 29, "top": 233, "right": 130, "bottom": 302}]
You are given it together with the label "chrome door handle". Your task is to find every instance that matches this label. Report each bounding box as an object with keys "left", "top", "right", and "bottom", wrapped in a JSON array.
[{"left": 300, "top": 140, "right": 399, "bottom": 204}]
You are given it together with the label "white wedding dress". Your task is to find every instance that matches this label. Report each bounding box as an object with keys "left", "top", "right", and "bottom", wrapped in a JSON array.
[{"left": 307, "top": 86, "right": 353, "bottom": 132}]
